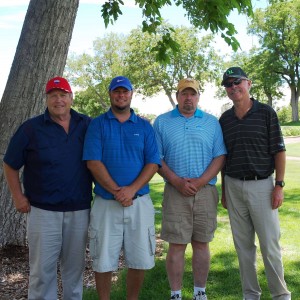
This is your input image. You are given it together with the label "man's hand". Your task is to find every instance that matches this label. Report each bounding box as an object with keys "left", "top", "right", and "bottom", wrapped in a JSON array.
[
  {"left": 114, "top": 186, "right": 135, "bottom": 207},
  {"left": 13, "top": 194, "right": 31, "bottom": 213},
  {"left": 175, "top": 177, "right": 198, "bottom": 197},
  {"left": 272, "top": 186, "right": 284, "bottom": 209}
]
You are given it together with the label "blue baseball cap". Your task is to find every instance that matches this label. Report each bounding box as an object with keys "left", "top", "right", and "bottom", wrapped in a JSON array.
[{"left": 109, "top": 76, "right": 133, "bottom": 91}]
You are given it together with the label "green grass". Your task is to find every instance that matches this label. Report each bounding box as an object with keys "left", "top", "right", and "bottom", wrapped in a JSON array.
[
  {"left": 286, "top": 142, "right": 300, "bottom": 157},
  {"left": 83, "top": 146, "right": 300, "bottom": 299},
  {"left": 282, "top": 121, "right": 300, "bottom": 126}
]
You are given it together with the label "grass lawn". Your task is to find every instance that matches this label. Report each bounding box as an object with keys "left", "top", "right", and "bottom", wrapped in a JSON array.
[{"left": 83, "top": 143, "right": 300, "bottom": 300}]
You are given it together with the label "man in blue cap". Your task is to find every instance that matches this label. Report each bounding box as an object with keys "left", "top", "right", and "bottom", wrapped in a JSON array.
[{"left": 83, "top": 76, "right": 161, "bottom": 300}]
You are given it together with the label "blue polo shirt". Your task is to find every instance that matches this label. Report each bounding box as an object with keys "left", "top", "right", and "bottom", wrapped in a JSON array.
[
  {"left": 4, "top": 108, "right": 93, "bottom": 211},
  {"left": 153, "top": 106, "right": 226, "bottom": 185},
  {"left": 83, "top": 108, "right": 161, "bottom": 199}
]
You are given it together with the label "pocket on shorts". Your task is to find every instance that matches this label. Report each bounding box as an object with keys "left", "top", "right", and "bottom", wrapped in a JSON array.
[
  {"left": 148, "top": 226, "right": 156, "bottom": 256},
  {"left": 88, "top": 229, "right": 99, "bottom": 259},
  {"left": 162, "top": 213, "right": 184, "bottom": 241}
]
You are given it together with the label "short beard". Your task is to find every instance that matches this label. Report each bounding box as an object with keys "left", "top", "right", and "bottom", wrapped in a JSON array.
[
  {"left": 114, "top": 105, "right": 128, "bottom": 111},
  {"left": 183, "top": 104, "right": 194, "bottom": 111}
]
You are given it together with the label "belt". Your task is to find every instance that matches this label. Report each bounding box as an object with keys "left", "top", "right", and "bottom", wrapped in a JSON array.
[
  {"left": 132, "top": 194, "right": 144, "bottom": 200},
  {"left": 239, "top": 175, "right": 269, "bottom": 181},
  {"left": 111, "top": 194, "right": 145, "bottom": 200}
]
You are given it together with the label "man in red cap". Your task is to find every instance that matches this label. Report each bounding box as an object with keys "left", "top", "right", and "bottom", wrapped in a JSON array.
[{"left": 3, "top": 76, "right": 93, "bottom": 299}]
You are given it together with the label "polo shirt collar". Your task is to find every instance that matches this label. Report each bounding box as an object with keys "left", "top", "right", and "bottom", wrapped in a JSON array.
[
  {"left": 171, "top": 105, "right": 204, "bottom": 118},
  {"left": 107, "top": 108, "right": 137, "bottom": 123},
  {"left": 229, "top": 98, "right": 258, "bottom": 117}
]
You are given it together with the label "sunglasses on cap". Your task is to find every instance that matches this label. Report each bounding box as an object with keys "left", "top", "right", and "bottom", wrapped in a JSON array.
[{"left": 223, "top": 78, "right": 246, "bottom": 88}]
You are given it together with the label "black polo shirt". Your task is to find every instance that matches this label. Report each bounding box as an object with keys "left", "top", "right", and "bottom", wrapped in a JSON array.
[{"left": 219, "top": 98, "right": 285, "bottom": 179}]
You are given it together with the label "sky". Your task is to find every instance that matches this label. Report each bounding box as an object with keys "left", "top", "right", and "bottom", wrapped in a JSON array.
[{"left": 0, "top": 0, "right": 267, "bottom": 116}]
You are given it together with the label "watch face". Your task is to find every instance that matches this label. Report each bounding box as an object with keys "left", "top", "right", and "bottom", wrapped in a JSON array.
[{"left": 276, "top": 181, "right": 285, "bottom": 187}]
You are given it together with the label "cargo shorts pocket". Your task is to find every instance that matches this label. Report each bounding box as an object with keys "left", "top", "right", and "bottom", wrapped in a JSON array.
[
  {"left": 148, "top": 226, "right": 156, "bottom": 256},
  {"left": 88, "top": 229, "right": 99, "bottom": 259},
  {"left": 162, "top": 213, "right": 183, "bottom": 239}
]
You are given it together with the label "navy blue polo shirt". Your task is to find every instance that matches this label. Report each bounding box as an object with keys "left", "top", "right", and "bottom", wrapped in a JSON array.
[
  {"left": 4, "top": 109, "right": 93, "bottom": 211},
  {"left": 83, "top": 108, "right": 161, "bottom": 199}
]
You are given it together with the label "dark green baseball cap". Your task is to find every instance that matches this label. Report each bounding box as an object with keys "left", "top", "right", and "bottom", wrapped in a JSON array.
[{"left": 221, "top": 67, "right": 248, "bottom": 86}]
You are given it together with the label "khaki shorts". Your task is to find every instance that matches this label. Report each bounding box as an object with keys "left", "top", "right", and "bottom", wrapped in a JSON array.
[
  {"left": 89, "top": 194, "right": 156, "bottom": 273},
  {"left": 161, "top": 183, "right": 219, "bottom": 244}
]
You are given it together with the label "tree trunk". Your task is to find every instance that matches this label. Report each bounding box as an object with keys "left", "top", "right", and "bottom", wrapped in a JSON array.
[
  {"left": 290, "top": 85, "right": 299, "bottom": 122},
  {"left": 0, "top": 0, "right": 79, "bottom": 247}
]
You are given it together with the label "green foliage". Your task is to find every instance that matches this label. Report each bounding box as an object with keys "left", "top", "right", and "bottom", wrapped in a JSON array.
[
  {"left": 281, "top": 126, "right": 300, "bottom": 137},
  {"left": 277, "top": 105, "right": 293, "bottom": 124},
  {"left": 66, "top": 26, "right": 221, "bottom": 116},
  {"left": 125, "top": 25, "right": 221, "bottom": 106},
  {"left": 248, "top": 1, "right": 300, "bottom": 121},
  {"left": 100, "top": 0, "right": 254, "bottom": 62},
  {"left": 65, "top": 33, "right": 128, "bottom": 117}
]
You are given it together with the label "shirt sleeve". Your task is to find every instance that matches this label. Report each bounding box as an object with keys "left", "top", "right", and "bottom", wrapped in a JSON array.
[
  {"left": 4, "top": 123, "right": 30, "bottom": 170},
  {"left": 143, "top": 121, "right": 161, "bottom": 166},
  {"left": 212, "top": 119, "right": 227, "bottom": 158},
  {"left": 82, "top": 117, "right": 103, "bottom": 161}
]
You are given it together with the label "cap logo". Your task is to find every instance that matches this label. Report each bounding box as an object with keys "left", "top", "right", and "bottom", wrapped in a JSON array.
[
  {"left": 226, "top": 69, "right": 234, "bottom": 75},
  {"left": 54, "top": 79, "right": 60, "bottom": 84},
  {"left": 117, "top": 79, "right": 124, "bottom": 82}
]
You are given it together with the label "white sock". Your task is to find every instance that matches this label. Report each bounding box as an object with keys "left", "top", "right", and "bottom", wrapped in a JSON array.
[
  {"left": 171, "top": 290, "right": 182, "bottom": 297},
  {"left": 194, "top": 286, "right": 206, "bottom": 294}
]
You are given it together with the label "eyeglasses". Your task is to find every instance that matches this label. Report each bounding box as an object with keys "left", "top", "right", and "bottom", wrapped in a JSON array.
[{"left": 223, "top": 78, "right": 245, "bottom": 88}]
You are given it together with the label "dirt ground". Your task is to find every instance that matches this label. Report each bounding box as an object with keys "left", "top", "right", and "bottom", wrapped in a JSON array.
[{"left": 0, "top": 239, "right": 164, "bottom": 300}]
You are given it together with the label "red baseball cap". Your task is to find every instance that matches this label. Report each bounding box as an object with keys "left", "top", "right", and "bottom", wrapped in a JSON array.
[{"left": 46, "top": 76, "right": 72, "bottom": 93}]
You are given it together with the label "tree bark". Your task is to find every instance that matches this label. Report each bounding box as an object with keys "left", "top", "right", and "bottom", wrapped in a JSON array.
[
  {"left": 290, "top": 86, "right": 299, "bottom": 122},
  {"left": 0, "top": 0, "right": 79, "bottom": 247}
]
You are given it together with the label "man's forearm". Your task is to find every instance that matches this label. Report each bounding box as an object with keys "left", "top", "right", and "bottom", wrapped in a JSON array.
[{"left": 86, "top": 160, "right": 119, "bottom": 195}]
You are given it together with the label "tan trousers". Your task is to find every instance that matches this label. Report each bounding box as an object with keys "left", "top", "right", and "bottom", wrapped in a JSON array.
[{"left": 225, "top": 175, "right": 291, "bottom": 300}]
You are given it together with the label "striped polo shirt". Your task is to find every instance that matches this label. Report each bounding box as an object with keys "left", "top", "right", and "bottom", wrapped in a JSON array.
[
  {"left": 219, "top": 98, "right": 285, "bottom": 179},
  {"left": 83, "top": 108, "right": 161, "bottom": 199},
  {"left": 153, "top": 106, "right": 227, "bottom": 185}
]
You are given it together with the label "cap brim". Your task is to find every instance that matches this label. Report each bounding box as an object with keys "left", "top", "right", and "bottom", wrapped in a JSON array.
[
  {"left": 178, "top": 87, "right": 198, "bottom": 93},
  {"left": 221, "top": 76, "right": 248, "bottom": 86},
  {"left": 46, "top": 87, "right": 72, "bottom": 93},
  {"left": 110, "top": 84, "right": 132, "bottom": 91}
]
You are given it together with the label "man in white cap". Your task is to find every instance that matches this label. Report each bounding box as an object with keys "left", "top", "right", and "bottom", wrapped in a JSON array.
[
  {"left": 3, "top": 76, "right": 92, "bottom": 299},
  {"left": 153, "top": 78, "right": 226, "bottom": 300}
]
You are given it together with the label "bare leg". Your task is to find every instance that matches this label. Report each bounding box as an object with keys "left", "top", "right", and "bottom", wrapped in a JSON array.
[
  {"left": 191, "top": 240, "right": 210, "bottom": 287},
  {"left": 166, "top": 243, "right": 187, "bottom": 290},
  {"left": 95, "top": 271, "right": 112, "bottom": 300},
  {"left": 127, "top": 268, "right": 145, "bottom": 300}
]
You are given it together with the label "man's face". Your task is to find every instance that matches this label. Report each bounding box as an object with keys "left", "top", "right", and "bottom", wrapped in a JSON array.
[
  {"left": 46, "top": 89, "right": 73, "bottom": 118},
  {"left": 109, "top": 87, "right": 133, "bottom": 112},
  {"left": 224, "top": 78, "right": 251, "bottom": 102},
  {"left": 177, "top": 88, "right": 199, "bottom": 117}
]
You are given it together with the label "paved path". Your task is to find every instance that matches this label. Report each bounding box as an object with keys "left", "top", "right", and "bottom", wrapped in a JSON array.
[{"left": 284, "top": 136, "right": 300, "bottom": 144}]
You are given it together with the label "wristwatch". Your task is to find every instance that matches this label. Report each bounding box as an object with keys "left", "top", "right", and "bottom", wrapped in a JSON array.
[{"left": 275, "top": 180, "right": 285, "bottom": 187}]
